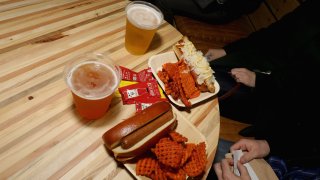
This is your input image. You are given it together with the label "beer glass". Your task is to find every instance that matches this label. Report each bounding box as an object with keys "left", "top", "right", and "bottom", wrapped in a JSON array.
[
  {"left": 125, "top": 1, "right": 163, "bottom": 55},
  {"left": 64, "top": 53, "right": 121, "bottom": 120}
]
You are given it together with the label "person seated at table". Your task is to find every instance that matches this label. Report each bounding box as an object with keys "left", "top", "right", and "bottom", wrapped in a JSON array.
[
  {"left": 205, "top": 0, "right": 320, "bottom": 178},
  {"left": 206, "top": 0, "right": 320, "bottom": 127},
  {"left": 212, "top": 138, "right": 320, "bottom": 179},
  {"left": 138, "top": 0, "right": 263, "bottom": 25}
]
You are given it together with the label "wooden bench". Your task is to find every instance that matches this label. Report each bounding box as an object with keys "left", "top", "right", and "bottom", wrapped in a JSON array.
[{"left": 173, "top": 0, "right": 302, "bottom": 141}]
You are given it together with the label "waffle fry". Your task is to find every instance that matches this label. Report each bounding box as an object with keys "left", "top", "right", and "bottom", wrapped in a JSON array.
[
  {"left": 135, "top": 131, "right": 207, "bottom": 179},
  {"left": 165, "top": 168, "right": 186, "bottom": 180},
  {"left": 152, "top": 138, "right": 184, "bottom": 168},
  {"left": 151, "top": 164, "right": 167, "bottom": 180},
  {"left": 183, "top": 142, "right": 207, "bottom": 177},
  {"left": 136, "top": 157, "right": 157, "bottom": 177},
  {"left": 180, "top": 143, "right": 196, "bottom": 166},
  {"left": 169, "top": 131, "right": 188, "bottom": 143}
]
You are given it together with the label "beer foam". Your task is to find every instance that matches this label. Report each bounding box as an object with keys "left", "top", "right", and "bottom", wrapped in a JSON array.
[
  {"left": 67, "top": 61, "right": 120, "bottom": 100},
  {"left": 126, "top": 4, "right": 162, "bottom": 30}
]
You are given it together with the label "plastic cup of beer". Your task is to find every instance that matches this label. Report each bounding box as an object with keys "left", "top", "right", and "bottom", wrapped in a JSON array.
[
  {"left": 64, "top": 53, "right": 121, "bottom": 120},
  {"left": 125, "top": 1, "right": 163, "bottom": 55}
]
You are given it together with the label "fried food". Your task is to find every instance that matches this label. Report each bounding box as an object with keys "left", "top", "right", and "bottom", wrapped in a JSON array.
[
  {"left": 180, "top": 143, "right": 196, "bottom": 166},
  {"left": 183, "top": 142, "right": 207, "bottom": 177},
  {"left": 165, "top": 168, "right": 186, "bottom": 180},
  {"left": 135, "top": 131, "right": 207, "bottom": 179},
  {"left": 136, "top": 157, "right": 157, "bottom": 178},
  {"left": 158, "top": 59, "right": 201, "bottom": 107},
  {"left": 152, "top": 138, "right": 184, "bottom": 168},
  {"left": 151, "top": 164, "right": 167, "bottom": 180},
  {"left": 169, "top": 131, "right": 188, "bottom": 143}
]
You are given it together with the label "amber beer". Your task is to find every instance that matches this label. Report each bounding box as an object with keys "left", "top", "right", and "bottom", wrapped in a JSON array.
[
  {"left": 64, "top": 53, "right": 121, "bottom": 120},
  {"left": 125, "top": 1, "right": 163, "bottom": 55}
]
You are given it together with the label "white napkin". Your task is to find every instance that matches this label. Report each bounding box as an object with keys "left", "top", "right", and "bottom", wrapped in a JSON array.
[{"left": 233, "top": 150, "right": 259, "bottom": 180}]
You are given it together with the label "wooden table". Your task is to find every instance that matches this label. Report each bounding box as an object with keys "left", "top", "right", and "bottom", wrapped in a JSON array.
[{"left": 0, "top": 0, "right": 220, "bottom": 179}]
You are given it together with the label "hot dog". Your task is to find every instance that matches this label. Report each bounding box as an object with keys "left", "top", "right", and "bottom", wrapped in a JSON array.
[
  {"left": 173, "top": 36, "right": 216, "bottom": 93},
  {"left": 113, "top": 118, "right": 177, "bottom": 161},
  {"left": 102, "top": 101, "right": 177, "bottom": 162},
  {"left": 121, "top": 109, "right": 174, "bottom": 149}
]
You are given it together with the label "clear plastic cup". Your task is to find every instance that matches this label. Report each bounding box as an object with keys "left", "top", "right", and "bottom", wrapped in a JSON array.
[
  {"left": 64, "top": 53, "right": 121, "bottom": 120},
  {"left": 125, "top": 1, "right": 163, "bottom": 55}
]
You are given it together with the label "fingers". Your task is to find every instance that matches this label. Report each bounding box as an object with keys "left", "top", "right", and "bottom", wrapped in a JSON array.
[
  {"left": 230, "top": 68, "right": 256, "bottom": 87},
  {"left": 230, "top": 139, "right": 254, "bottom": 164},
  {"left": 230, "top": 68, "right": 252, "bottom": 78},
  {"left": 220, "top": 159, "right": 234, "bottom": 179},
  {"left": 205, "top": 49, "right": 214, "bottom": 61},
  {"left": 239, "top": 151, "right": 254, "bottom": 164},
  {"left": 230, "top": 139, "right": 248, "bottom": 151},
  {"left": 231, "top": 68, "right": 248, "bottom": 73},
  {"left": 214, "top": 163, "right": 223, "bottom": 180},
  {"left": 230, "top": 69, "right": 245, "bottom": 82},
  {"left": 237, "top": 162, "right": 251, "bottom": 179},
  {"left": 215, "top": 159, "right": 251, "bottom": 180}
]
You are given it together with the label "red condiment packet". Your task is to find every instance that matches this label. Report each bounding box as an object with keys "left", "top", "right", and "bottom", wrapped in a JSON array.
[
  {"left": 120, "top": 66, "right": 139, "bottom": 81},
  {"left": 145, "top": 80, "right": 161, "bottom": 98},
  {"left": 120, "top": 66, "right": 155, "bottom": 82},
  {"left": 137, "top": 67, "right": 155, "bottom": 82},
  {"left": 118, "top": 80, "right": 161, "bottom": 105}
]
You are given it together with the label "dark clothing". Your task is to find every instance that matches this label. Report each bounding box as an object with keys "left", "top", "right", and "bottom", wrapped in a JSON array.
[
  {"left": 146, "top": 0, "right": 263, "bottom": 25},
  {"left": 210, "top": 0, "right": 320, "bottom": 167},
  {"left": 268, "top": 156, "right": 320, "bottom": 179},
  {"left": 214, "top": 68, "right": 257, "bottom": 124},
  {"left": 208, "top": 139, "right": 320, "bottom": 179}
]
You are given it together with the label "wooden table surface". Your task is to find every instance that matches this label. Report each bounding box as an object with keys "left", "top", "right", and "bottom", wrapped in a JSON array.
[{"left": 0, "top": 0, "right": 220, "bottom": 179}]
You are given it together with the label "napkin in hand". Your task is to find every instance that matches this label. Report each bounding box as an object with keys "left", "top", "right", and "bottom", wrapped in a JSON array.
[{"left": 233, "top": 150, "right": 259, "bottom": 180}]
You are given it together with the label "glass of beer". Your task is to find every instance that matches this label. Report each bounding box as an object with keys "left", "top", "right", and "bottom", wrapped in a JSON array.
[
  {"left": 125, "top": 1, "right": 163, "bottom": 55},
  {"left": 64, "top": 53, "right": 121, "bottom": 120}
]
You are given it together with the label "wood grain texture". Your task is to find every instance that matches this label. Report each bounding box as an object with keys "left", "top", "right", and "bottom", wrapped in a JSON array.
[
  {"left": 219, "top": 116, "right": 252, "bottom": 142},
  {"left": 248, "top": 0, "right": 300, "bottom": 30},
  {"left": 248, "top": 2, "right": 277, "bottom": 31},
  {"left": 0, "top": 0, "right": 220, "bottom": 179},
  {"left": 174, "top": 15, "right": 254, "bottom": 53},
  {"left": 266, "top": 0, "right": 300, "bottom": 20}
]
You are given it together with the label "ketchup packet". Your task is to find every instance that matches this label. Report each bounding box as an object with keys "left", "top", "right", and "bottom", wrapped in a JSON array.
[
  {"left": 120, "top": 66, "right": 139, "bottom": 81},
  {"left": 118, "top": 80, "right": 161, "bottom": 105},
  {"left": 120, "top": 66, "right": 154, "bottom": 82},
  {"left": 118, "top": 66, "right": 168, "bottom": 111},
  {"left": 137, "top": 68, "right": 155, "bottom": 82}
]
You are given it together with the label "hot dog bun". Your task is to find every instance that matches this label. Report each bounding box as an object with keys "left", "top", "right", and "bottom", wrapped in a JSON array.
[
  {"left": 173, "top": 36, "right": 216, "bottom": 93},
  {"left": 102, "top": 101, "right": 176, "bottom": 162}
]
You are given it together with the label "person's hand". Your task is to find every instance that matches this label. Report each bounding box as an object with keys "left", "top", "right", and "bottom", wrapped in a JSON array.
[
  {"left": 205, "top": 48, "right": 227, "bottom": 62},
  {"left": 230, "top": 139, "right": 270, "bottom": 164},
  {"left": 230, "top": 68, "right": 256, "bottom": 87},
  {"left": 214, "top": 158, "right": 251, "bottom": 180}
]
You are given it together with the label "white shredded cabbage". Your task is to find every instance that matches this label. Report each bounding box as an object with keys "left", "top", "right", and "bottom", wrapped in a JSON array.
[{"left": 180, "top": 39, "right": 215, "bottom": 85}]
